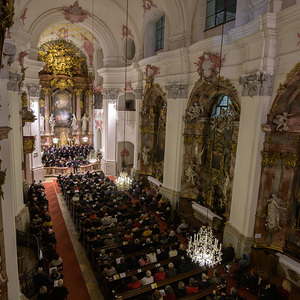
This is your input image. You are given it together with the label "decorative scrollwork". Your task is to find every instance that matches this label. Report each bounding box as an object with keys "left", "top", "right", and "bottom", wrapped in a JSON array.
[
  {"left": 261, "top": 151, "right": 280, "bottom": 167},
  {"left": 282, "top": 153, "right": 299, "bottom": 169},
  {"left": 140, "top": 126, "right": 155, "bottom": 134},
  {"left": 38, "top": 40, "right": 87, "bottom": 76}
]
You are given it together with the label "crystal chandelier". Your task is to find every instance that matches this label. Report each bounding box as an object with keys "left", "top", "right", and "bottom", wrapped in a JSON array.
[
  {"left": 186, "top": 226, "right": 222, "bottom": 268},
  {"left": 116, "top": 171, "right": 132, "bottom": 191}
]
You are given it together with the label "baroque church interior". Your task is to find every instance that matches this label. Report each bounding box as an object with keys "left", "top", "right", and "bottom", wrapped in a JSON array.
[{"left": 0, "top": 0, "right": 300, "bottom": 299}]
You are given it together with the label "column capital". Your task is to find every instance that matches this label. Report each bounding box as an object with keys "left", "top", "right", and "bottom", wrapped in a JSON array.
[
  {"left": 84, "top": 89, "right": 93, "bottom": 96},
  {"left": 42, "top": 87, "right": 51, "bottom": 95},
  {"left": 165, "top": 82, "right": 188, "bottom": 99},
  {"left": 239, "top": 71, "right": 274, "bottom": 98},
  {"left": 101, "top": 88, "right": 119, "bottom": 100},
  {"left": 133, "top": 88, "right": 143, "bottom": 100},
  {"left": 27, "top": 84, "right": 41, "bottom": 98},
  {"left": 74, "top": 88, "right": 83, "bottom": 96}
]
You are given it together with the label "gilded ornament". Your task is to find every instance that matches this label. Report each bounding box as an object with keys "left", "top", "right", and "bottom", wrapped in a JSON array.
[
  {"left": 23, "top": 136, "right": 36, "bottom": 154},
  {"left": 231, "top": 142, "right": 237, "bottom": 155},
  {"left": 50, "top": 78, "right": 74, "bottom": 90},
  {"left": 39, "top": 99, "right": 45, "bottom": 107},
  {"left": 293, "top": 136, "right": 300, "bottom": 145},
  {"left": 42, "top": 87, "right": 51, "bottom": 95},
  {"left": 38, "top": 39, "right": 87, "bottom": 76},
  {"left": 282, "top": 152, "right": 299, "bottom": 169},
  {"left": 21, "top": 91, "right": 28, "bottom": 108},
  {"left": 285, "top": 62, "right": 300, "bottom": 81},
  {"left": 85, "top": 89, "right": 93, "bottom": 96},
  {"left": 183, "top": 134, "right": 194, "bottom": 144},
  {"left": 265, "top": 135, "right": 273, "bottom": 144},
  {"left": 261, "top": 151, "right": 280, "bottom": 167},
  {"left": 276, "top": 63, "right": 300, "bottom": 93},
  {"left": 140, "top": 126, "right": 155, "bottom": 134},
  {"left": 74, "top": 89, "right": 83, "bottom": 96},
  {"left": 195, "top": 136, "right": 203, "bottom": 145}
]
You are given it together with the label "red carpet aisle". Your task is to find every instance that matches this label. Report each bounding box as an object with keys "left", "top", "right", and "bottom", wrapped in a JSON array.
[{"left": 44, "top": 182, "right": 90, "bottom": 300}]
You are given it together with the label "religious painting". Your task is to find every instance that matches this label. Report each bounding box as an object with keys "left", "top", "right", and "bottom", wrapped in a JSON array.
[{"left": 53, "top": 89, "right": 72, "bottom": 126}]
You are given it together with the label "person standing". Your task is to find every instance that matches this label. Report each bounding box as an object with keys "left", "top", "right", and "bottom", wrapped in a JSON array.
[{"left": 73, "top": 158, "right": 78, "bottom": 173}]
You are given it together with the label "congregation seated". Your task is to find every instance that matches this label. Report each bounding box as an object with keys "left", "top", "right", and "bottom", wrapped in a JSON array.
[
  {"left": 128, "top": 275, "right": 141, "bottom": 290},
  {"left": 238, "top": 268, "right": 259, "bottom": 288},
  {"left": 146, "top": 247, "right": 158, "bottom": 263},
  {"left": 154, "top": 267, "right": 166, "bottom": 281},
  {"left": 140, "top": 270, "right": 154, "bottom": 286},
  {"left": 102, "top": 263, "right": 117, "bottom": 278},
  {"left": 210, "top": 269, "right": 222, "bottom": 285},
  {"left": 165, "top": 262, "right": 177, "bottom": 278},
  {"left": 163, "top": 285, "right": 176, "bottom": 300},
  {"left": 174, "top": 281, "right": 186, "bottom": 298},
  {"left": 186, "top": 277, "right": 199, "bottom": 294}
]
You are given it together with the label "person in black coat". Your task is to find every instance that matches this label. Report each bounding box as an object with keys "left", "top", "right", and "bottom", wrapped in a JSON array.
[{"left": 51, "top": 279, "right": 69, "bottom": 300}]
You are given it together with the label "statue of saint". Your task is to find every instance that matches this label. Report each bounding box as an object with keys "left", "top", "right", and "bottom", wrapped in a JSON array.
[
  {"left": 71, "top": 114, "right": 78, "bottom": 132},
  {"left": 185, "top": 102, "right": 204, "bottom": 123},
  {"left": 142, "top": 146, "right": 150, "bottom": 165},
  {"left": 40, "top": 114, "right": 45, "bottom": 133},
  {"left": 185, "top": 163, "right": 197, "bottom": 185},
  {"left": 265, "top": 194, "right": 286, "bottom": 232},
  {"left": 81, "top": 114, "right": 89, "bottom": 132},
  {"left": 49, "top": 113, "right": 55, "bottom": 133}
]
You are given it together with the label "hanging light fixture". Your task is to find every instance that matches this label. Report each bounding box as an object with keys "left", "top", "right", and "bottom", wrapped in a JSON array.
[
  {"left": 187, "top": 226, "right": 222, "bottom": 268},
  {"left": 116, "top": 0, "right": 132, "bottom": 191}
]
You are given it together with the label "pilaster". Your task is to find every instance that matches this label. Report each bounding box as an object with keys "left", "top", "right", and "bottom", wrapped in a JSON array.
[
  {"left": 133, "top": 88, "right": 143, "bottom": 175},
  {"left": 224, "top": 72, "right": 274, "bottom": 254},
  {"left": 27, "top": 84, "right": 44, "bottom": 182},
  {"left": 160, "top": 82, "right": 188, "bottom": 208},
  {"left": 101, "top": 88, "right": 119, "bottom": 176}
]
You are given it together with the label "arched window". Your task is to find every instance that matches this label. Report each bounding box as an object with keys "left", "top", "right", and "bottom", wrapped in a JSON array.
[
  {"left": 212, "top": 95, "right": 232, "bottom": 116},
  {"left": 206, "top": 0, "right": 237, "bottom": 30},
  {"left": 156, "top": 15, "right": 165, "bottom": 51}
]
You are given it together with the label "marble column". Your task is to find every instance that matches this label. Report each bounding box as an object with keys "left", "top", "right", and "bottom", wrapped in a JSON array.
[
  {"left": 74, "top": 89, "right": 82, "bottom": 144},
  {"left": 160, "top": 82, "right": 188, "bottom": 209},
  {"left": 133, "top": 88, "right": 143, "bottom": 176},
  {"left": 86, "top": 89, "right": 93, "bottom": 145},
  {"left": 43, "top": 87, "right": 51, "bottom": 134},
  {"left": 101, "top": 88, "right": 119, "bottom": 176},
  {"left": 224, "top": 71, "right": 274, "bottom": 257}
]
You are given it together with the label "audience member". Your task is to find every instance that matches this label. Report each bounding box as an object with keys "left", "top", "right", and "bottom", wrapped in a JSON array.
[
  {"left": 140, "top": 270, "right": 154, "bottom": 286},
  {"left": 50, "top": 279, "right": 69, "bottom": 300},
  {"left": 128, "top": 275, "right": 141, "bottom": 290},
  {"left": 154, "top": 267, "right": 166, "bottom": 281},
  {"left": 163, "top": 285, "right": 176, "bottom": 300}
]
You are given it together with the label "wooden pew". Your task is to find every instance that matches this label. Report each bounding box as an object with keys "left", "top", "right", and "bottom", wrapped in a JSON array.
[
  {"left": 102, "top": 254, "right": 184, "bottom": 288},
  {"left": 95, "top": 242, "right": 179, "bottom": 271},
  {"left": 116, "top": 266, "right": 206, "bottom": 299}
]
